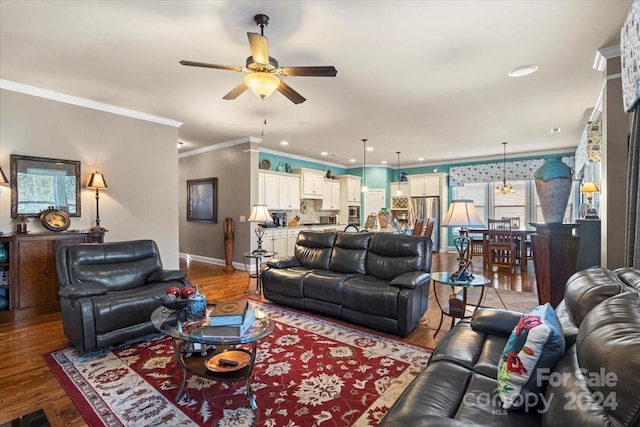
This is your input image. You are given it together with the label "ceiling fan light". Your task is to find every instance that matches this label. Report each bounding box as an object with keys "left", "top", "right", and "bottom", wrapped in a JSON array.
[{"left": 244, "top": 72, "right": 280, "bottom": 98}]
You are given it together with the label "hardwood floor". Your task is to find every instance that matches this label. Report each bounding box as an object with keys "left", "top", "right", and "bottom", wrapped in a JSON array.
[{"left": 0, "top": 251, "right": 536, "bottom": 426}]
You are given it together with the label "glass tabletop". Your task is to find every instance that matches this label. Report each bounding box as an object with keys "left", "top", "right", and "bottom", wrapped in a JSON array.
[
  {"left": 243, "top": 251, "right": 276, "bottom": 259},
  {"left": 151, "top": 304, "right": 274, "bottom": 346},
  {"left": 431, "top": 271, "right": 491, "bottom": 287}
]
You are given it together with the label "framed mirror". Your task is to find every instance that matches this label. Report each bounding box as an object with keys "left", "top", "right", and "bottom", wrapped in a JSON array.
[{"left": 10, "top": 154, "right": 81, "bottom": 218}]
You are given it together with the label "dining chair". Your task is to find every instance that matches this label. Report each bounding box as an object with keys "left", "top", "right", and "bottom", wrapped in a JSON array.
[
  {"left": 423, "top": 217, "right": 436, "bottom": 239},
  {"left": 486, "top": 219, "right": 518, "bottom": 272},
  {"left": 412, "top": 219, "right": 424, "bottom": 236}
]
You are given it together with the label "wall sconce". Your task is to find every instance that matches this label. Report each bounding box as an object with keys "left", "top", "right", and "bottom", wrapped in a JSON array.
[
  {"left": 247, "top": 204, "right": 272, "bottom": 253},
  {"left": 87, "top": 171, "right": 108, "bottom": 231}
]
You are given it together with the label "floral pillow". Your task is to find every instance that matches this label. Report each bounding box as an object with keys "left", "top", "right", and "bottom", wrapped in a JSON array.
[{"left": 497, "top": 303, "right": 565, "bottom": 410}]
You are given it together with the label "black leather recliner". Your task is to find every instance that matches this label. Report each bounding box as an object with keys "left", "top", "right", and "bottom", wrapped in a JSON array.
[{"left": 56, "top": 240, "right": 189, "bottom": 354}]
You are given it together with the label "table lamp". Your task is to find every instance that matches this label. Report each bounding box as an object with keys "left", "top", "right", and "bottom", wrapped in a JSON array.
[
  {"left": 86, "top": 171, "right": 108, "bottom": 232},
  {"left": 248, "top": 204, "right": 272, "bottom": 253},
  {"left": 580, "top": 181, "right": 600, "bottom": 218},
  {"left": 441, "top": 199, "right": 485, "bottom": 282}
]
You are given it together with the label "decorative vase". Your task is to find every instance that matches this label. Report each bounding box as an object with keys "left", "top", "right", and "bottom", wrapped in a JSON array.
[
  {"left": 534, "top": 157, "right": 573, "bottom": 224},
  {"left": 276, "top": 162, "right": 285, "bottom": 172},
  {"left": 187, "top": 286, "right": 206, "bottom": 321},
  {"left": 223, "top": 217, "right": 235, "bottom": 271},
  {"left": 0, "top": 246, "right": 7, "bottom": 263}
]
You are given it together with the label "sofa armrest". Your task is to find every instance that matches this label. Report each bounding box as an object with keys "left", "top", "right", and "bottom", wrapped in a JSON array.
[
  {"left": 147, "top": 269, "right": 187, "bottom": 283},
  {"left": 390, "top": 271, "right": 431, "bottom": 289},
  {"left": 266, "top": 256, "right": 301, "bottom": 269},
  {"left": 470, "top": 308, "right": 523, "bottom": 337},
  {"left": 59, "top": 282, "right": 108, "bottom": 300}
]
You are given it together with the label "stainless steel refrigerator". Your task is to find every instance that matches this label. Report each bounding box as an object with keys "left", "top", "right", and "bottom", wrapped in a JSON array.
[{"left": 410, "top": 196, "right": 440, "bottom": 251}]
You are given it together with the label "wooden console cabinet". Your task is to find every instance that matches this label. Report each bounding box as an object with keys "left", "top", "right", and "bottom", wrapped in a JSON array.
[{"left": 0, "top": 231, "right": 106, "bottom": 322}]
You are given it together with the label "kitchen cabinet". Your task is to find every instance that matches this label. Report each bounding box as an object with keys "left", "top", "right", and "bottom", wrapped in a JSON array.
[
  {"left": 263, "top": 228, "right": 300, "bottom": 257},
  {"left": 346, "top": 178, "right": 361, "bottom": 203},
  {"left": 390, "top": 182, "right": 409, "bottom": 197},
  {"left": 336, "top": 175, "right": 361, "bottom": 225},
  {"left": 322, "top": 180, "right": 341, "bottom": 210},
  {"left": 293, "top": 168, "right": 324, "bottom": 199},
  {"left": 258, "top": 171, "right": 300, "bottom": 210},
  {"left": 408, "top": 175, "right": 441, "bottom": 197},
  {"left": 287, "top": 229, "right": 299, "bottom": 256},
  {"left": 278, "top": 175, "right": 300, "bottom": 210},
  {"left": 0, "top": 230, "right": 106, "bottom": 322}
]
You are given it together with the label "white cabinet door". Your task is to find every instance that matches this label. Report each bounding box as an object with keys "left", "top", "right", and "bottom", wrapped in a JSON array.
[
  {"left": 278, "top": 176, "right": 290, "bottom": 210},
  {"left": 282, "top": 176, "right": 300, "bottom": 210},
  {"left": 424, "top": 177, "right": 439, "bottom": 196},
  {"left": 347, "top": 178, "right": 361, "bottom": 203},
  {"left": 264, "top": 173, "right": 279, "bottom": 208},
  {"left": 322, "top": 181, "right": 341, "bottom": 210},
  {"left": 287, "top": 230, "right": 299, "bottom": 256},
  {"left": 409, "top": 176, "right": 441, "bottom": 197},
  {"left": 301, "top": 173, "right": 324, "bottom": 199},
  {"left": 409, "top": 177, "right": 425, "bottom": 197},
  {"left": 272, "top": 230, "right": 287, "bottom": 257},
  {"left": 261, "top": 229, "right": 274, "bottom": 253}
]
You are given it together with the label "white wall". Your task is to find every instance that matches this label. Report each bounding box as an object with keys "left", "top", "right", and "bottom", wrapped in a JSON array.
[{"left": 0, "top": 89, "right": 182, "bottom": 269}]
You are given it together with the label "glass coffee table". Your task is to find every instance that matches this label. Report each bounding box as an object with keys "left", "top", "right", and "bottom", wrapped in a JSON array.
[
  {"left": 431, "top": 272, "right": 491, "bottom": 336},
  {"left": 151, "top": 304, "right": 274, "bottom": 410}
]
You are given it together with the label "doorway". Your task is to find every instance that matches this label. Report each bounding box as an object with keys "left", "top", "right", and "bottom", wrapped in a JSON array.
[{"left": 364, "top": 189, "right": 385, "bottom": 226}]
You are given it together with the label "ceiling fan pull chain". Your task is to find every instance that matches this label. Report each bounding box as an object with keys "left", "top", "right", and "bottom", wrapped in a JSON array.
[{"left": 261, "top": 98, "right": 266, "bottom": 136}]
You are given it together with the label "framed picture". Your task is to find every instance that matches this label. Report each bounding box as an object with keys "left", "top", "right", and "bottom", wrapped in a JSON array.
[{"left": 187, "top": 177, "right": 217, "bottom": 223}]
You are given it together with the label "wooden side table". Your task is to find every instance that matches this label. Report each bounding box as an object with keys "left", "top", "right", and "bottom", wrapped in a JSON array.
[{"left": 530, "top": 223, "right": 580, "bottom": 307}]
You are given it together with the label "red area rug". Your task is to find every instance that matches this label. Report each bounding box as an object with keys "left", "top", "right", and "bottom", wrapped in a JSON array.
[{"left": 44, "top": 302, "right": 431, "bottom": 426}]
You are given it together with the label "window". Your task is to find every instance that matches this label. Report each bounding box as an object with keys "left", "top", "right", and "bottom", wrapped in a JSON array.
[
  {"left": 493, "top": 180, "right": 526, "bottom": 226},
  {"left": 454, "top": 183, "right": 486, "bottom": 224}
]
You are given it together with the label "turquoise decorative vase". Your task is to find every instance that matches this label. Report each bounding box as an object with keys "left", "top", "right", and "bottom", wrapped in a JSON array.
[{"left": 534, "top": 157, "right": 573, "bottom": 224}]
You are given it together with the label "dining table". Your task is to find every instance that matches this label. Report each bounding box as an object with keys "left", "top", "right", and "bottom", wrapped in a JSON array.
[{"left": 467, "top": 226, "right": 536, "bottom": 272}]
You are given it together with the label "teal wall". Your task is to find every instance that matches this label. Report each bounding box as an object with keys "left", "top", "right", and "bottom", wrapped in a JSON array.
[{"left": 259, "top": 152, "right": 347, "bottom": 176}]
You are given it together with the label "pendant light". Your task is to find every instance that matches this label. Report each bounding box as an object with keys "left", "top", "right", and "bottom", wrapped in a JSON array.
[
  {"left": 396, "top": 152, "right": 403, "bottom": 196},
  {"left": 495, "top": 142, "right": 515, "bottom": 195},
  {"left": 361, "top": 138, "right": 368, "bottom": 193}
]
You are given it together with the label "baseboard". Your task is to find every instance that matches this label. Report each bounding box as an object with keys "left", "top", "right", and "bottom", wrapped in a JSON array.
[{"left": 178, "top": 253, "right": 247, "bottom": 271}]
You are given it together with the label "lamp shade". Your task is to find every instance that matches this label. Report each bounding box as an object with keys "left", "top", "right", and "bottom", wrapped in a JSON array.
[
  {"left": 580, "top": 181, "right": 600, "bottom": 194},
  {"left": 86, "top": 172, "right": 108, "bottom": 189},
  {"left": 244, "top": 72, "right": 280, "bottom": 99},
  {"left": 441, "top": 199, "right": 485, "bottom": 228},
  {"left": 248, "top": 204, "right": 272, "bottom": 222},
  {"left": 0, "top": 167, "right": 7, "bottom": 185}
]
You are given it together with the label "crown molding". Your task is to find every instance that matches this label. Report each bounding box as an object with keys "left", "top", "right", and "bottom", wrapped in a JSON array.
[
  {"left": 179, "top": 136, "right": 262, "bottom": 158},
  {"left": 259, "top": 147, "right": 347, "bottom": 169},
  {"left": 0, "top": 79, "right": 183, "bottom": 128}
]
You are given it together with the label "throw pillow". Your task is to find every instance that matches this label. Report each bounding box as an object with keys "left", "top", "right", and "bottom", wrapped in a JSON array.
[{"left": 497, "top": 303, "right": 565, "bottom": 410}]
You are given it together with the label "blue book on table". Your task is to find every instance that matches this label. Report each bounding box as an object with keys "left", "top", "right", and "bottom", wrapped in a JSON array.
[{"left": 203, "top": 309, "right": 256, "bottom": 337}]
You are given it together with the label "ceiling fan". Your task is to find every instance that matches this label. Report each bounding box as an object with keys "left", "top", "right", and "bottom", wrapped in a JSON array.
[{"left": 180, "top": 14, "right": 337, "bottom": 104}]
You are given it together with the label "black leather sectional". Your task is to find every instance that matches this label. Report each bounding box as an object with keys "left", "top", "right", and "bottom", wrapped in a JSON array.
[
  {"left": 380, "top": 267, "right": 640, "bottom": 426},
  {"left": 56, "top": 240, "right": 189, "bottom": 354},
  {"left": 261, "top": 231, "right": 433, "bottom": 336}
]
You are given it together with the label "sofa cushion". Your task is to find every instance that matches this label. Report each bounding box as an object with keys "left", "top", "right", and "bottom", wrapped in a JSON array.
[
  {"left": 294, "top": 231, "right": 336, "bottom": 270},
  {"left": 329, "top": 232, "right": 371, "bottom": 274},
  {"left": 341, "top": 275, "right": 400, "bottom": 318},
  {"left": 366, "top": 234, "right": 425, "bottom": 280},
  {"left": 261, "top": 267, "right": 311, "bottom": 298},
  {"left": 497, "top": 303, "right": 565, "bottom": 410},
  {"left": 304, "top": 270, "right": 357, "bottom": 304},
  {"left": 563, "top": 267, "right": 625, "bottom": 326}
]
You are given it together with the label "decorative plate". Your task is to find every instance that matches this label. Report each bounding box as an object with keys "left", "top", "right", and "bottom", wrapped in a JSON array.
[{"left": 260, "top": 159, "right": 271, "bottom": 170}]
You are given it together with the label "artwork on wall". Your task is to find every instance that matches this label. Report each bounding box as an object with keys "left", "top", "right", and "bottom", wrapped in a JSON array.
[
  {"left": 187, "top": 177, "right": 217, "bottom": 223},
  {"left": 10, "top": 154, "right": 81, "bottom": 217}
]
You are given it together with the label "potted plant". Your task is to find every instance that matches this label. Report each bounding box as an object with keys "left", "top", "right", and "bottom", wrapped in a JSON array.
[{"left": 13, "top": 215, "right": 29, "bottom": 233}]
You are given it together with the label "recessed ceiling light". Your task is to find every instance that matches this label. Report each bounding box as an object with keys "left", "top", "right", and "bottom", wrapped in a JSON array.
[
  {"left": 418, "top": 157, "right": 424, "bottom": 161},
  {"left": 381, "top": 160, "right": 387, "bottom": 164},
  {"left": 321, "top": 151, "right": 328, "bottom": 156},
  {"left": 550, "top": 127, "right": 561, "bottom": 134},
  {"left": 366, "top": 147, "right": 373, "bottom": 152},
  {"left": 349, "top": 159, "right": 356, "bottom": 163},
  {"left": 508, "top": 64, "right": 538, "bottom": 77},
  {"left": 280, "top": 141, "right": 289, "bottom": 145}
]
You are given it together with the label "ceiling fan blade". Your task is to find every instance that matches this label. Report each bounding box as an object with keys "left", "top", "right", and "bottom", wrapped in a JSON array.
[
  {"left": 247, "top": 32, "right": 269, "bottom": 65},
  {"left": 222, "top": 82, "right": 249, "bottom": 100},
  {"left": 180, "top": 60, "right": 243, "bottom": 72},
  {"left": 277, "top": 80, "right": 306, "bottom": 104},
  {"left": 280, "top": 66, "right": 338, "bottom": 77}
]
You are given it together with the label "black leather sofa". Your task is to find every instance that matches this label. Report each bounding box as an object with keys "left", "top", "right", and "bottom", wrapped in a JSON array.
[
  {"left": 56, "top": 240, "right": 189, "bottom": 354},
  {"left": 380, "top": 267, "right": 640, "bottom": 426},
  {"left": 261, "top": 231, "right": 432, "bottom": 336}
]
